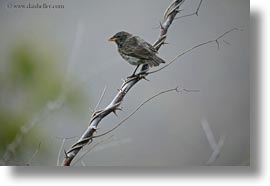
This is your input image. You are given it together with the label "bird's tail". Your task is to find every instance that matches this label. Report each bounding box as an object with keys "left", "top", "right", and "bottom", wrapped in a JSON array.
[{"left": 148, "top": 55, "right": 166, "bottom": 67}]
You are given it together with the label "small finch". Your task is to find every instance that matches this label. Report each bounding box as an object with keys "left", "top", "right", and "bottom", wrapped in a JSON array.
[{"left": 108, "top": 31, "right": 165, "bottom": 76}]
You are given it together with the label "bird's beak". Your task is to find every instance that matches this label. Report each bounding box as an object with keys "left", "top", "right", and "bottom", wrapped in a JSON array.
[{"left": 108, "top": 37, "right": 117, "bottom": 42}]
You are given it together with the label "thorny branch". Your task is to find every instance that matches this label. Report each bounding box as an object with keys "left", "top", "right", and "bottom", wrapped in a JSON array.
[
  {"left": 56, "top": 136, "right": 77, "bottom": 166},
  {"left": 62, "top": 0, "right": 186, "bottom": 166},
  {"left": 72, "top": 135, "right": 114, "bottom": 166},
  {"left": 62, "top": 0, "right": 240, "bottom": 166}
]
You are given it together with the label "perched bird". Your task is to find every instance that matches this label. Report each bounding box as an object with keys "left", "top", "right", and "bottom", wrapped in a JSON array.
[{"left": 108, "top": 31, "right": 165, "bottom": 77}]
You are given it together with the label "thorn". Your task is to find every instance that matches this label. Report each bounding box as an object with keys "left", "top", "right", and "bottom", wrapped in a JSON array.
[
  {"left": 87, "top": 138, "right": 93, "bottom": 145},
  {"left": 159, "top": 22, "right": 164, "bottom": 30},
  {"left": 115, "top": 107, "right": 122, "bottom": 111},
  {"left": 142, "top": 76, "right": 150, "bottom": 81},
  {"left": 215, "top": 40, "right": 220, "bottom": 50},
  {"left": 125, "top": 76, "right": 138, "bottom": 83},
  {"left": 64, "top": 149, "right": 68, "bottom": 158},
  {"left": 91, "top": 112, "right": 97, "bottom": 117},
  {"left": 112, "top": 110, "right": 118, "bottom": 117}
]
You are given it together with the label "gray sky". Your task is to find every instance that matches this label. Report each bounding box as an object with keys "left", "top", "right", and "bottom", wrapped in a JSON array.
[{"left": 0, "top": 0, "right": 249, "bottom": 166}]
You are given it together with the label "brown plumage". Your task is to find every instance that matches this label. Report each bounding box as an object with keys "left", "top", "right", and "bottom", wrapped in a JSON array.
[{"left": 108, "top": 31, "right": 165, "bottom": 76}]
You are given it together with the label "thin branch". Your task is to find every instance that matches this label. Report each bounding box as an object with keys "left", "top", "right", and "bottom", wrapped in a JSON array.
[
  {"left": 201, "top": 119, "right": 226, "bottom": 165},
  {"left": 94, "top": 85, "right": 107, "bottom": 111},
  {"left": 93, "top": 88, "right": 179, "bottom": 139},
  {"left": 72, "top": 135, "right": 114, "bottom": 166},
  {"left": 62, "top": 0, "right": 185, "bottom": 166},
  {"left": 183, "top": 88, "right": 200, "bottom": 93},
  {"left": 207, "top": 135, "right": 226, "bottom": 165},
  {"left": 1, "top": 110, "right": 48, "bottom": 162},
  {"left": 27, "top": 142, "right": 41, "bottom": 166},
  {"left": 92, "top": 86, "right": 199, "bottom": 139},
  {"left": 62, "top": 0, "right": 240, "bottom": 166},
  {"left": 175, "top": 0, "right": 203, "bottom": 19},
  {"left": 148, "top": 28, "right": 241, "bottom": 74},
  {"left": 55, "top": 136, "right": 77, "bottom": 166},
  {"left": 55, "top": 135, "right": 78, "bottom": 140},
  {"left": 57, "top": 138, "right": 66, "bottom": 166}
]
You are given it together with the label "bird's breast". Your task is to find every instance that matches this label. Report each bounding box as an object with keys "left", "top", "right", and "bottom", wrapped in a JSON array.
[{"left": 119, "top": 52, "right": 141, "bottom": 66}]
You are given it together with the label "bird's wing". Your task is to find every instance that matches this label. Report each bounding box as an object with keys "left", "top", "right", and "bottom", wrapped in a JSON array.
[
  {"left": 134, "top": 36, "right": 158, "bottom": 53},
  {"left": 121, "top": 36, "right": 156, "bottom": 60}
]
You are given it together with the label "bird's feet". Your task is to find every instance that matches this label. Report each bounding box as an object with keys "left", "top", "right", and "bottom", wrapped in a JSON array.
[
  {"left": 127, "top": 73, "right": 137, "bottom": 79},
  {"left": 124, "top": 72, "right": 148, "bottom": 83},
  {"left": 124, "top": 74, "right": 139, "bottom": 83}
]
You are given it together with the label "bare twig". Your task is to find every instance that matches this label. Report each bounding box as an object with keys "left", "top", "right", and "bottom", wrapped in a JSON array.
[
  {"left": 153, "top": 0, "right": 185, "bottom": 50},
  {"left": 55, "top": 136, "right": 77, "bottom": 166},
  {"left": 62, "top": 0, "right": 240, "bottom": 166},
  {"left": 62, "top": 0, "right": 185, "bottom": 166},
  {"left": 27, "top": 142, "right": 41, "bottom": 166},
  {"left": 92, "top": 86, "right": 199, "bottom": 139},
  {"left": 1, "top": 110, "right": 48, "bottom": 162},
  {"left": 72, "top": 135, "right": 114, "bottom": 166},
  {"left": 201, "top": 119, "right": 226, "bottom": 165},
  {"left": 94, "top": 85, "right": 107, "bottom": 111},
  {"left": 57, "top": 138, "right": 66, "bottom": 166},
  {"left": 183, "top": 88, "right": 200, "bottom": 93},
  {"left": 93, "top": 88, "right": 179, "bottom": 139},
  {"left": 148, "top": 28, "right": 241, "bottom": 74},
  {"left": 175, "top": 0, "right": 203, "bottom": 19},
  {"left": 66, "top": 86, "right": 194, "bottom": 165}
]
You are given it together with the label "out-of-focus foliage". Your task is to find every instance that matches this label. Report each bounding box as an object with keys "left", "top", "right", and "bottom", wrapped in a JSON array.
[{"left": 0, "top": 42, "right": 85, "bottom": 164}]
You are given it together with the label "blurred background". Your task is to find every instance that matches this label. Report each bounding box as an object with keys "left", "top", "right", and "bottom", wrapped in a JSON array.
[{"left": 0, "top": 0, "right": 249, "bottom": 166}]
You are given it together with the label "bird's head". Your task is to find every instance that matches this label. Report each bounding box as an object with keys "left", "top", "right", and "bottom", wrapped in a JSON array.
[{"left": 108, "top": 31, "right": 132, "bottom": 47}]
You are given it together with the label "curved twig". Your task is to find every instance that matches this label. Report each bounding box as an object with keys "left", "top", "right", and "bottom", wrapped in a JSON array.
[
  {"left": 148, "top": 28, "right": 242, "bottom": 75},
  {"left": 175, "top": 0, "right": 203, "bottom": 19},
  {"left": 62, "top": 0, "right": 241, "bottom": 166},
  {"left": 92, "top": 88, "right": 179, "bottom": 139},
  {"left": 72, "top": 135, "right": 114, "bottom": 166},
  {"left": 94, "top": 85, "right": 107, "bottom": 111},
  {"left": 27, "top": 142, "right": 41, "bottom": 166},
  {"left": 62, "top": 0, "right": 185, "bottom": 166}
]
